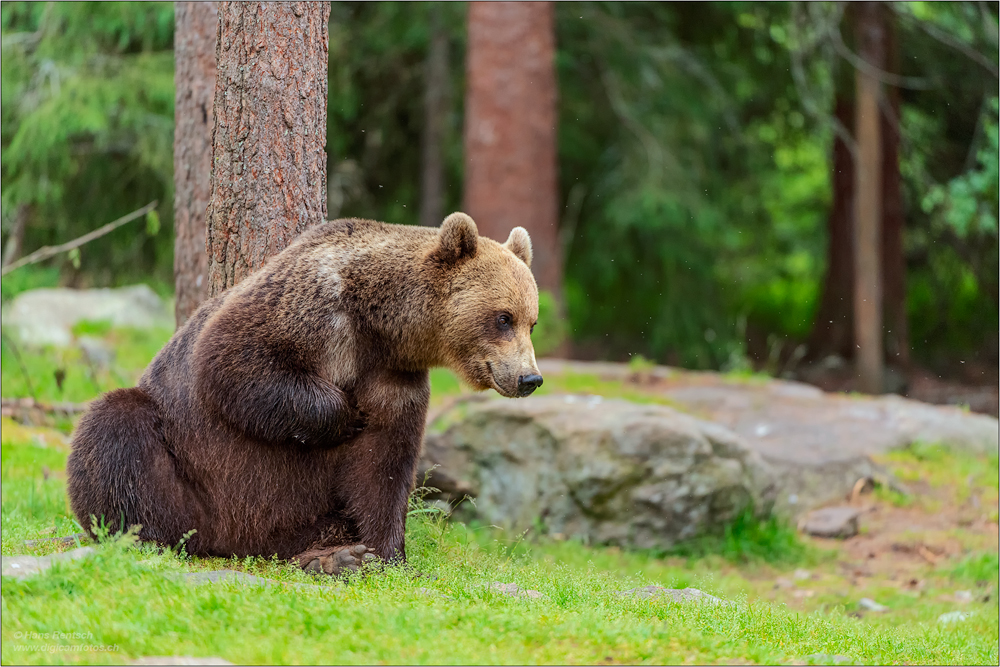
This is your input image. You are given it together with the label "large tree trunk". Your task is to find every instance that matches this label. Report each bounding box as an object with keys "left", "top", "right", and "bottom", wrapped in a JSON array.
[
  {"left": 853, "top": 1, "right": 885, "bottom": 394},
  {"left": 206, "top": 1, "right": 329, "bottom": 296},
  {"left": 419, "top": 4, "right": 449, "bottom": 227},
  {"left": 808, "top": 96, "right": 855, "bottom": 360},
  {"left": 173, "top": 1, "right": 218, "bottom": 326},
  {"left": 463, "top": 1, "right": 561, "bottom": 295},
  {"left": 880, "top": 7, "right": 908, "bottom": 367}
]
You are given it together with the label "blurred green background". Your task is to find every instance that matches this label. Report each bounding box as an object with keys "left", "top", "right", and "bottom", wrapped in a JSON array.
[{"left": 2, "top": 1, "right": 996, "bottom": 376}]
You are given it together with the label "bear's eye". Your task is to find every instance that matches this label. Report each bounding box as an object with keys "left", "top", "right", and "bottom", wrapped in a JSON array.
[
  {"left": 530, "top": 322, "right": 536, "bottom": 334},
  {"left": 497, "top": 313, "right": 512, "bottom": 330}
]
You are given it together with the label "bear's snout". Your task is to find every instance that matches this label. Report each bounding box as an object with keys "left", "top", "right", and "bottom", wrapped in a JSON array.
[{"left": 516, "top": 373, "right": 543, "bottom": 397}]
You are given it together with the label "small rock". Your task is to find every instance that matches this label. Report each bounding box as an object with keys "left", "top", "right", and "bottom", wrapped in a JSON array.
[
  {"left": 792, "top": 589, "right": 815, "bottom": 599},
  {"left": 793, "top": 568, "right": 812, "bottom": 581},
  {"left": 953, "top": 590, "right": 973, "bottom": 603},
  {"left": 1, "top": 546, "right": 96, "bottom": 579},
  {"left": 938, "top": 610, "right": 973, "bottom": 624},
  {"left": 491, "top": 582, "right": 546, "bottom": 599},
  {"left": 617, "top": 585, "right": 727, "bottom": 604},
  {"left": 805, "top": 654, "right": 852, "bottom": 665},
  {"left": 131, "top": 658, "right": 232, "bottom": 666},
  {"left": 858, "top": 597, "right": 888, "bottom": 612},
  {"left": 799, "top": 507, "right": 864, "bottom": 539},
  {"left": 774, "top": 577, "right": 795, "bottom": 589}
]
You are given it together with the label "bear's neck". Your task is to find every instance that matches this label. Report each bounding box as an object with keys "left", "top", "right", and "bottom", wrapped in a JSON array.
[{"left": 346, "top": 251, "right": 447, "bottom": 372}]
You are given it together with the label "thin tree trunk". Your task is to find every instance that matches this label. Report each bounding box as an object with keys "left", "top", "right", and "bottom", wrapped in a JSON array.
[
  {"left": 207, "top": 1, "right": 329, "bottom": 296},
  {"left": 880, "top": 6, "right": 908, "bottom": 367},
  {"left": 2, "top": 203, "right": 30, "bottom": 269},
  {"left": 808, "top": 97, "right": 855, "bottom": 360},
  {"left": 420, "top": 4, "right": 449, "bottom": 227},
  {"left": 853, "top": 2, "right": 885, "bottom": 394},
  {"left": 173, "top": 1, "right": 218, "bottom": 326},
  {"left": 463, "top": 1, "right": 561, "bottom": 296}
]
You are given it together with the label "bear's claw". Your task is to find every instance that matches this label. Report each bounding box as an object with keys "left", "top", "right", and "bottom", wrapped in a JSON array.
[{"left": 300, "top": 544, "right": 377, "bottom": 576}]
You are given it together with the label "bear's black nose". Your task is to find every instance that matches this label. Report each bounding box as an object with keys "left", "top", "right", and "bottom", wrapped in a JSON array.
[{"left": 517, "top": 374, "right": 544, "bottom": 397}]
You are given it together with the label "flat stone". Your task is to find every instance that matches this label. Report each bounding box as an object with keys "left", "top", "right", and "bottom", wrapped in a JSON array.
[
  {"left": 491, "top": 582, "right": 546, "bottom": 599},
  {"left": 131, "top": 658, "right": 233, "bottom": 665},
  {"left": 858, "top": 597, "right": 888, "bottom": 612},
  {"left": 938, "top": 610, "right": 973, "bottom": 624},
  {"left": 617, "top": 586, "right": 727, "bottom": 604},
  {"left": 1, "top": 546, "right": 96, "bottom": 579},
  {"left": 799, "top": 507, "right": 864, "bottom": 538}
]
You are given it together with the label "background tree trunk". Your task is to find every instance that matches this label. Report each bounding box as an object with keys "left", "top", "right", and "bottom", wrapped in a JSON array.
[
  {"left": 880, "top": 7, "right": 909, "bottom": 367},
  {"left": 853, "top": 1, "right": 885, "bottom": 394},
  {"left": 2, "top": 203, "right": 30, "bottom": 269},
  {"left": 419, "top": 4, "right": 449, "bottom": 227},
  {"left": 173, "top": 1, "right": 218, "bottom": 326},
  {"left": 808, "top": 96, "right": 855, "bottom": 360},
  {"left": 206, "top": 1, "right": 329, "bottom": 296},
  {"left": 463, "top": 1, "right": 561, "bottom": 296}
]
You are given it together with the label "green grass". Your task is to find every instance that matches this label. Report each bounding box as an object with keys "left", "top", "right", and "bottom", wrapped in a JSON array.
[
  {"left": 2, "top": 422, "right": 998, "bottom": 664},
  {"left": 2, "top": 325, "right": 999, "bottom": 664}
]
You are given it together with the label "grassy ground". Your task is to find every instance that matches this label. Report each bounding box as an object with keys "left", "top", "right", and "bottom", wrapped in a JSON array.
[{"left": 2, "top": 325, "right": 998, "bottom": 664}]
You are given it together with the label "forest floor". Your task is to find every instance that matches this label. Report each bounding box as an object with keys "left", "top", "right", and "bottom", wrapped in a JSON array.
[{"left": 1, "top": 325, "right": 998, "bottom": 665}]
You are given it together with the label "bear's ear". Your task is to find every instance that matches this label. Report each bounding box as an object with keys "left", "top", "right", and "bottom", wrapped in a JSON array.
[
  {"left": 504, "top": 227, "right": 532, "bottom": 267},
  {"left": 437, "top": 212, "right": 479, "bottom": 263}
]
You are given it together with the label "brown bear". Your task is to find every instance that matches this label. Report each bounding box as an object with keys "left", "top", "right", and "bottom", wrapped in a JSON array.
[{"left": 66, "top": 213, "right": 542, "bottom": 574}]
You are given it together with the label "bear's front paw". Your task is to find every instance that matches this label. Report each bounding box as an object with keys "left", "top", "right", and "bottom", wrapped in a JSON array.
[{"left": 300, "top": 544, "right": 378, "bottom": 576}]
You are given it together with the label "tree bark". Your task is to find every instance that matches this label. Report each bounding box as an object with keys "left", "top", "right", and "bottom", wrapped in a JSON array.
[
  {"left": 880, "top": 7, "right": 908, "bottom": 367},
  {"left": 419, "top": 4, "right": 449, "bottom": 227},
  {"left": 2, "top": 203, "right": 30, "bottom": 269},
  {"left": 463, "top": 1, "right": 561, "bottom": 295},
  {"left": 808, "top": 96, "right": 855, "bottom": 361},
  {"left": 173, "top": 1, "right": 218, "bottom": 326},
  {"left": 853, "top": 1, "right": 885, "bottom": 394},
  {"left": 206, "top": 1, "right": 329, "bottom": 296}
]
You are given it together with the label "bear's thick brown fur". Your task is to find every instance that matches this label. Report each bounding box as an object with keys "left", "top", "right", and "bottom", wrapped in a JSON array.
[{"left": 67, "top": 213, "right": 540, "bottom": 567}]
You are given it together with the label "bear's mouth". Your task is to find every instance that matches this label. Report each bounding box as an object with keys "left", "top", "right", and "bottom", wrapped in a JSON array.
[{"left": 484, "top": 361, "right": 516, "bottom": 398}]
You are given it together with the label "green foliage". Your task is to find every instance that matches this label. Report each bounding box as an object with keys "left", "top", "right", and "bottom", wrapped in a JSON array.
[
  {"left": 1, "top": 1, "right": 996, "bottom": 372},
  {"left": 532, "top": 290, "right": 568, "bottom": 357},
  {"left": 0, "top": 264, "right": 60, "bottom": 302},
  {"left": 667, "top": 506, "right": 813, "bottom": 566},
  {"left": 1, "top": 1, "right": 176, "bottom": 287},
  {"left": 950, "top": 552, "right": 1000, "bottom": 586}
]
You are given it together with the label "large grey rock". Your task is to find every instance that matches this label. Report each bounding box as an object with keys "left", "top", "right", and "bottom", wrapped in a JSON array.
[
  {"left": 419, "top": 396, "right": 778, "bottom": 550},
  {"left": 537, "top": 360, "right": 999, "bottom": 513},
  {"left": 2, "top": 285, "right": 172, "bottom": 347}
]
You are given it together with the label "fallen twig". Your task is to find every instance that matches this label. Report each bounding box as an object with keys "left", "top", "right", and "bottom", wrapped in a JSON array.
[
  {"left": 1, "top": 201, "right": 158, "bottom": 276},
  {"left": 2, "top": 397, "right": 91, "bottom": 424}
]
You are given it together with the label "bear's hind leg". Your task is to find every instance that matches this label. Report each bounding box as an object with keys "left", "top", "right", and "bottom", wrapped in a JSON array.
[{"left": 67, "top": 388, "right": 203, "bottom": 549}]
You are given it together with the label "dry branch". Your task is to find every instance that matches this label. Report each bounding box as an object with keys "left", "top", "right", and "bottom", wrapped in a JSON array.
[{"left": 0, "top": 201, "right": 158, "bottom": 276}]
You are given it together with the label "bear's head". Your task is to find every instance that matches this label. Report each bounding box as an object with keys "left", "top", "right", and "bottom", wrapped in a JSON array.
[{"left": 434, "top": 212, "right": 543, "bottom": 398}]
